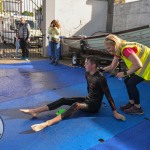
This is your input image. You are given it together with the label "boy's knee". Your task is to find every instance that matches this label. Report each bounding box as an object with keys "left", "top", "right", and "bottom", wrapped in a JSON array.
[
  {"left": 73, "top": 102, "right": 80, "bottom": 109},
  {"left": 61, "top": 102, "right": 80, "bottom": 120}
]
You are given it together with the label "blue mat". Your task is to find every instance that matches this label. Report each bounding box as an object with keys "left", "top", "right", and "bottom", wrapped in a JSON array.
[
  {"left": 0, "top": 87, "right": 149, "bottom": 150},
  {"left": 89, "top": 120, "right": 150, "bottom": 150},
  {"left": 0, "top": 60, "right": 149, "bottom": 150},
  {"left": 0, "top": 60, "right": 85, "bottom": 102}
]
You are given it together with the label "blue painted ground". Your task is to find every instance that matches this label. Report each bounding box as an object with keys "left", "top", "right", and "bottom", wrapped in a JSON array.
[{"left": 0, "top": 60, "right": 149, "bottom": 150}]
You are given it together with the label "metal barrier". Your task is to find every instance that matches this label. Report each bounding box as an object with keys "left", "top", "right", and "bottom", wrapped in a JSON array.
[{"left": 0, "top": 0, "right": 43, "bottom": 59}]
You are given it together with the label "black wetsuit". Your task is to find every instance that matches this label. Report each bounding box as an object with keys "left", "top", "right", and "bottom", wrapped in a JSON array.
[{"left": 47, "top": 71, "right": 116, "bottom": 119}]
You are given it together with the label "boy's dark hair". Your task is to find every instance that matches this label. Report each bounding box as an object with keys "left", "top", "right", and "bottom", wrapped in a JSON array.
[{"left": 86, "top": 56, "right": 99, "bottom": 67}]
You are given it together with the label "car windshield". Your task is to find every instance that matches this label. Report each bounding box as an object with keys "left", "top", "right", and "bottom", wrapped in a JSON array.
[{"left": 15, "top": 20, "right": 39, "bottom": 30}]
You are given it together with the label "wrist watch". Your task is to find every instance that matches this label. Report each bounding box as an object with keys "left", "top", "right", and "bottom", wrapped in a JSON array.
[{"left": 123, "top": 70, "right": 128, "bottom": 76}]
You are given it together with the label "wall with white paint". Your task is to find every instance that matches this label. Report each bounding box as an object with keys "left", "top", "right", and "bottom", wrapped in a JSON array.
[
  {"left": 55, "top": 0, "right": 108, "bottom": 37},
  {"left": 42, "top": 0, "right": 55, "bottom": 57},
  {"left": 43, "top": 0, "right": 108, "bottom": 57}
]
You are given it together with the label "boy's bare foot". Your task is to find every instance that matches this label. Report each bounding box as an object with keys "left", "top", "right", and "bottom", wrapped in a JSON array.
[
  {"left": 31, "top": 123, "right": 47, "bottom": 132},
  {"left": 20, "top": 109, "right": 38, "bottom": 117}
]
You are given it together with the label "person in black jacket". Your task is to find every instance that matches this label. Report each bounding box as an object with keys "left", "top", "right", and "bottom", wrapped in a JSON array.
[
  {"left": 20, "top": 56, "right": 125, "bottom": 132},
  {"left": 18, "top": 17, "right": 30, "bottom": 61}
]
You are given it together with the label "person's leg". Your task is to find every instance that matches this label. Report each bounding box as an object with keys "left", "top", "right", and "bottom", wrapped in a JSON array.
[
  {"left": 47, "top": 97, "right": 85, "bottom": 110},
  {"left": 120, "top": 76, "right": 134, "bottom": 110},
  {"left": 31, "top": 102, "right": 88, "bottom": 132},
  {"left": 49, "top": 41, "right": 51, "bottom": 58},
  {"left": 124, "top": 76, "right": 134, "bottom": 103},
  {"left": 25, "top": 41, "right": 29, "bottom": 59},
  {"left": 54, "top": 42, "right": 60, "bottom": 64},
  {"left": 125, "top": 75, "right": 144, "bottom": 105},
  {"left": 24, "top": 41, "right": 29, "bottom": 60},
  {"left": 123, "top": 75, "right": 144, "bottom": 114},
  {"left": 50, "top": 42, "right": 55, "bottom": 63},
  {"left": 20, "top": 105, "right": 49, "bottom": 117},
  {"left": 20, "top": 97, "right": 85, "bottom": 117},
  {"left": 20, "top": 40, "right": 25, "bottom": 59}
]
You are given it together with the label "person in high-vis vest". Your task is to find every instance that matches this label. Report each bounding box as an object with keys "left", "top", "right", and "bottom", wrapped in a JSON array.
[{"left": 102, "top": 34, "right": 150, "bottom": 115}]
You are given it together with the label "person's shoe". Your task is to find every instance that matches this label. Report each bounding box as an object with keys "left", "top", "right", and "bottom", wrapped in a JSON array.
[
  {"left": 120, "top": 102, "right": 134, "bottom": 111},
  {"left": 20, "top": 57, "right": 24, "bottom": 60},
  {"left": 54, "top": 62, "right": 58, "bottom": 66},
  {"left": 124, "top": 106, "right": 144, "bottom": 115},
  {"left": 25, "top": 58, "right": 29, "bottom": 61}
]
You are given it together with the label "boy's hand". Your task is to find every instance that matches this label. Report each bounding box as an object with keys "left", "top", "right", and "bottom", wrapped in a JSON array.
[
  {"left": 116, "top": 72, "right": 125, "bottom": 78},
  {"left": 113, "top": 111, "right": 126, "bottom": 121},
  {"left": 99, "top": 67, "right": 105, "bottom": 72}
]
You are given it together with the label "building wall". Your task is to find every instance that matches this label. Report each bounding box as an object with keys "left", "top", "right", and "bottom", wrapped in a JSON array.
[
  {"left": 113, "top": 0, "right": 150, "bottom": 32},
  {"left": 43, "top": 0, "right": 108, "bottom": 57},
  {"left": 42, "top": 0, "right": 55, "bottom": 57},
  {"left": 55, "top": 0, "right": 108, "bottom": 37}
]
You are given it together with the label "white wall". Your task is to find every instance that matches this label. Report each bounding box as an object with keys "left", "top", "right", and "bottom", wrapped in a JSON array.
[
  {"left": 42, "top": 0, "right": 55, "bottom": 57},
  {"left": 113, "top": 0, "right": 150, "bottom": 32},
  {"left": 55, "top": 0, "right": 108, "bottom": 37}
]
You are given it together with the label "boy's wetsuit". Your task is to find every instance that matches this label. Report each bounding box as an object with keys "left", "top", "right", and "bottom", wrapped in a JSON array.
[{"left": 47, "top": 71, "right": 116, "bottom": 119}]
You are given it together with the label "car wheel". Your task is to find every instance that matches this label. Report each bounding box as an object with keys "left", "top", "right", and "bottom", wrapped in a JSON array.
[{"left": 72, "top": 52, "right": 80, "bottom": 66}]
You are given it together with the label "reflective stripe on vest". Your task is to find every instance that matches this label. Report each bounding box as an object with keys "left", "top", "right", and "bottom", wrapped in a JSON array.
[
  {"left": 138, "top": 54, "right": 150, "bottom": 76},
  {"left": 120, "top": 42, "right": 150, "bottom": 80}
]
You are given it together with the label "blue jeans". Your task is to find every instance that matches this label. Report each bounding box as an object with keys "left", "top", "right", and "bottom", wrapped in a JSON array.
[{"left": 50, "top": 42, "right": 60, "bottom": 63}]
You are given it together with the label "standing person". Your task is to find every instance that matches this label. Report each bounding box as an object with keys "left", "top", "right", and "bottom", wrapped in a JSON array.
[
  {"left": 103, "top": 34, "right": 150, "bottom": 115},
  {"left": 20, "top": 56, "right": 125, "bottom": 132},
  {"left": 48, "top": 20, "right": 61, "bottom": 65},
  {"left": 18, "top": 17, "right": 30, "bottom": 61}
]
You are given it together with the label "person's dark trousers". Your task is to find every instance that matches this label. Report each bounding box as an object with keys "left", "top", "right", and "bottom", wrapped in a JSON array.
[
  {"left": 47, "top": 97, "right": 85, "bottom": 110},
  {"left": 124, "top": 74, "right": 144, "bottom": 104},
  {"left": 20, "top": 39, "right": 29, "bottom": 58}
]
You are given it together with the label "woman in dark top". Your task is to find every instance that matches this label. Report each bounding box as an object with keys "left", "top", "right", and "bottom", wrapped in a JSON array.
[{"left": 20, "top": 56, "right": 125, "bottom": 132}]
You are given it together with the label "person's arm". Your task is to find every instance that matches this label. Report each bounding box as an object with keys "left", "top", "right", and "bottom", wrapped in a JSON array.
[
  {"left": 100, "top": 76, "right": 116, "bottom": 111},
  {"left": 48, "top": 27, "right": 52, "bottom": 35},
  {"left": 26, "top": 23, "right": 30, "bottom": 41},
  {"left": 85, "top": 73, "right": 89, "bottom": 93},
  {"left": 126, "top": 52, "right": 142, "bottom": 75},
  {"left": 54, "top": 27, "right": 60, "bottom": 35},
  {"left": 100, "top": 76, "right": 126, "bottom": 120},
  {"left": 103, "top": 56, "right": 119, "bottom": 72},
  {"left": 116, "top": 51, "right": 142, "bottom": 78}
]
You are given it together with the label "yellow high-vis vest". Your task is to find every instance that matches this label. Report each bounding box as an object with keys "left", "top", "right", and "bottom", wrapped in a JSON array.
[{"left": 119, "top": 42, "right": 150, "bottom": 81}]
